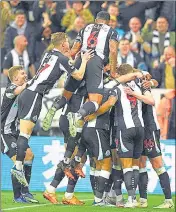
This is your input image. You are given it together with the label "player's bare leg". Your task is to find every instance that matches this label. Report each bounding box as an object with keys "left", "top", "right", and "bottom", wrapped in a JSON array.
[{"left": 11, "top": 120, "right": 35, "bottom": 187}]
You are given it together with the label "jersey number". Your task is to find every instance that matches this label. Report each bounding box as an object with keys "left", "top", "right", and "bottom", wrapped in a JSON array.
[{"left": 87, "top": 31, "right": 98, "bottom": 48}]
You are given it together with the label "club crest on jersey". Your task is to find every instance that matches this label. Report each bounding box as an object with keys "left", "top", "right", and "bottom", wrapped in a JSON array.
[{"left": 11, "top": 142, "right": 17, "bottom": 149}]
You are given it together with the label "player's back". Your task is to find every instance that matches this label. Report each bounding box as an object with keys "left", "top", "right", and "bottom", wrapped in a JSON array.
[{"left": 77, "top": 23, "right": 115, "bottom": 62}]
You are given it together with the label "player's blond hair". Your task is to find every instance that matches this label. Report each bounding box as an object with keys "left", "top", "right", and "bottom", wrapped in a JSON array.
[
  {"left": 51, "top": 32, "right": 67, "bottom": 47},
  {"left": 8, "top": 65, "right": 23, "bottom": 82}
]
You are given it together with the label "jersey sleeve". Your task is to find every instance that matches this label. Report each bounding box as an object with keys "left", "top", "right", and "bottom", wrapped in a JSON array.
[
  {"left": 110, "top": 29, "right": 119, "bottom": 42},
  {"left": 5, "top": 84, "right": 18, "bottom": 99},
  {"left": 59, "top": 56, "right": 78, "bottom": 74},
  {"left": 109, "top": 87, "right": 118, "bottom": 97}
]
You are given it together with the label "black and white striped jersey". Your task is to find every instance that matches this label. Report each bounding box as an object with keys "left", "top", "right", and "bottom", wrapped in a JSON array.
[
  {"left": 75, "top": 23, "right": 118, "bottom": 63},
  {"left": 85, "top": 87, "right": 117, "bottom": 130},
  {"left": 1, "top": 83, "right": 18, "bottom": 135},
  {"left": 114, "top": 80, "right": 145, "bottom": 130},
  {"left": 142, "top": 103, "right": 160, "bottom": 131},
  {"left": 27, "top": 49, "right": 76, "bottom": 95}
]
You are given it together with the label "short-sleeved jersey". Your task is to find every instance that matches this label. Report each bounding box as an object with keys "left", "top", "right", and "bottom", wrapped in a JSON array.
[
  {"left": 75, "top": 23, "right": 118, "bottom": 63},
  {"left": 113, "top": 80, "right": 145, "bottom": 130},
  {"left": 27, "top": 49, "right": 77, "bottom": 95},
  {"left": 1, "top": 83, "right": 18, "bottom": 135}
]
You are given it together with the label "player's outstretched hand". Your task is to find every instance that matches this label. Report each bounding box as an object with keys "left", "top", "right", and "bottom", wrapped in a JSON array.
[
  {"left": 42, "top": 106, "right": 57, "bottom": 131},
  {"left": 81, "top": 50, "right": 94, "bottom": 63}
]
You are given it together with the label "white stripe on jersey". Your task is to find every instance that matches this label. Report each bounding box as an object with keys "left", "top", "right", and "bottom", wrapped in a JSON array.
[
  {"left": 4, "top": 99, "right": 18, "bottom": 134},
  {"left": 23, "top": 93, "right": 38, "bottom": 120},
  {"left": 152, "top": 106, "right": 160, "bottom": 130},
  {"left": 95, "top": 25, "right": 110, "bottom": 60},
  {"left": 96, "top": 129, "right": 103, "bottom": 160},
  {"left": 28, "top": 54, "right": 58, "bottom": 92},
  {"left": 118, "top": 84, "right": 135, "bottom": 128},
  {"left": 59, "top": 63, "right": 68, "bottom": 73}
]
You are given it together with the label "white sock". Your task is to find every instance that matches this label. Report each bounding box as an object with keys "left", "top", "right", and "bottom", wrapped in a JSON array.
[
  {"left": 140, "top": 198, "right": 147, "bottom": 202},
  {"left": 94, "top": 196, "right": 102, "bottom": 203},
  {"left": 65, "top": 192, "right": 73, "bottom": 199},
  {"left": 15, "top": 161, "right": 23, "bottom": 171},
  {"left": 128, "top": 196, "right": 133, "bottom": 203},
  {"left": 47, "top": 185, "right": 56, "bottom": 193},
  {"left": 108, "top": 188, "right": 116, "bottom": 198},
  {"left": 103, "top": 192, "right": 108, "bottom": 199},
  {"left": 116, "top": 194, "right": 123, "bottom": 202}
]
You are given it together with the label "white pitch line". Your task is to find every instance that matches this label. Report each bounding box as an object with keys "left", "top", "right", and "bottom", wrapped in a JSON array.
[{"left": 2, "top": 199, "right": 94, "bottom": 211}]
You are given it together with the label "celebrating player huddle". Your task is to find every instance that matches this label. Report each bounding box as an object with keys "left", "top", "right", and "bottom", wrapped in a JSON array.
[{"left": 1, "top": 11, "right": 174, "bottom": 209}]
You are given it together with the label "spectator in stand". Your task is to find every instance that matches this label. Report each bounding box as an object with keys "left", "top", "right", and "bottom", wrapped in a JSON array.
[
  {"left": 152, "top": 46, "right": 175, "bottom": 89},
  {"left": 117, "top": 38, "right": 148, "bottom": 71},
  {"left": 159, "top": 1, "right": 175, "bottom": 31},
  {"left": 33, "top": 23, "right": 52, "bottom": 70},
  {"left": 109, "top": 15, "right": 124, "bottom": 40},
  {"left": 125, "top": 17, "right": 151, "bottom": 66},
  {"left": 142, "top": 17, "right": 175, "bottom": 69},
  {"left": 0, "top": 1, "right": 15, "bottom": 72},
  {"left": 4, "top": 9, "right": 34, "bottom": 65},
  {"left": 107, "top": 3, "right": 119, "bottom": 18},
  {"left": 67, "top": 16, "right": 85, "bottom": 47},
  {"left": 33, "top": 0, "right": 66, "bottom": 33},
  {"left": 3, "top": 35, "right": 36, "bottom": 85},
  {"left": 61, "top": 1, "right": 94, "bottom": 32},
  {"left": 118, "top": 0, "right": 158, "bottom": 32},
  {"left": 82, "top": 1, "right": 104, "bottom": 17},
  {"left": 157, "top": 90, "right": 176, "bottom": 140}
]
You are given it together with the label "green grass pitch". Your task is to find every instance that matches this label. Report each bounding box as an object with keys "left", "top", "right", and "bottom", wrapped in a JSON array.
[{"left": 1, "top": 191, "right": 175, "bottom": 212}]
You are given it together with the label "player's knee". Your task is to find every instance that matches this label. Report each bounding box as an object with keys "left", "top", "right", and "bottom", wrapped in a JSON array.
[
  {"left": 120, "top": 158, "right": 132, "bottom": 169},
  {"left": 101, "top": 157, "right": 112, "bottom": 172},
  {"left": 88, "top": 94, "right": 103, "bottom": 105},
  {"left": 139, "top": 156, "right": 147, "bottom": 168},
  {"left": 24, "top": 148, "right": 34, "bottom": 162},
  {"left": 150, "top": 156, "right": 163, "bottom": 169},
  {"left": 11, "top": 155, "right": 16, "bottom": 163},
  {"left": 132, "top": 158, "right": 140, "bottom": 167}
]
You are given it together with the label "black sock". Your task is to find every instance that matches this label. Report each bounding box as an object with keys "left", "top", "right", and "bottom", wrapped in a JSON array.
[
  {"left": 138, "top": 171, "right": 148, "bottom": 199},
  {"left": 95, "top": 173, "right": 110, "bottom": 200},
  {"left": 105, "top": 174, "right": 113, "bottom": 193},
  {"left": 53, "top": 96, "right": 67, "bottom": 110},
  {"left": 16, "top": 136, "right": 29, "bottom": 162},
  {"left": 79, "top": 101, "right": 98, "bottom": 117},
  {"left": 11, "top": 174, "right": 21, "bottom": 199},
  {"left": 21, "top": 165, "right": 32, "bottom": 194},
  {"left": 112, "top": 169, "right": 123, "bottom": 196},
  {"left": 123, "top": 170, "right": 135, "bottom": 197},
  {"left": 66, "top": 170, "right": 79, "bottom": 193},
  {"left": 158, "top": 172, "right": 172, "bottom": 199},
  {"left": 90, "top": 174, "right": 96, "bottom": 195},
  {"left": 50, "top": 161, "right": 65, "bottom": 188},
  {"left": 133, "top": 168, "right": 139, "bottom": 191}
]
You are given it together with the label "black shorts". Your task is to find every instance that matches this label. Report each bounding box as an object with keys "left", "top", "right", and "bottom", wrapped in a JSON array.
[
  {"left": 65, "top": 56, "right": 104, "bottom": 94},
  {"left": 142, "top": 128, "right": 161, "bottom": 158},
  {"left": 115, "top": 127, "right": 144, "bottom": 159},
  {"left": 18, "top": 89, "right": 43, "bottom": 124},
  {"left": 1, "top": 134, "right": 29, "bottom": 158},
  {"left": 85, "top": 55, "right": 104, "bottom": 94},
  {"left": 82, "top": 127, "right": 111, "bottom": 160}
]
